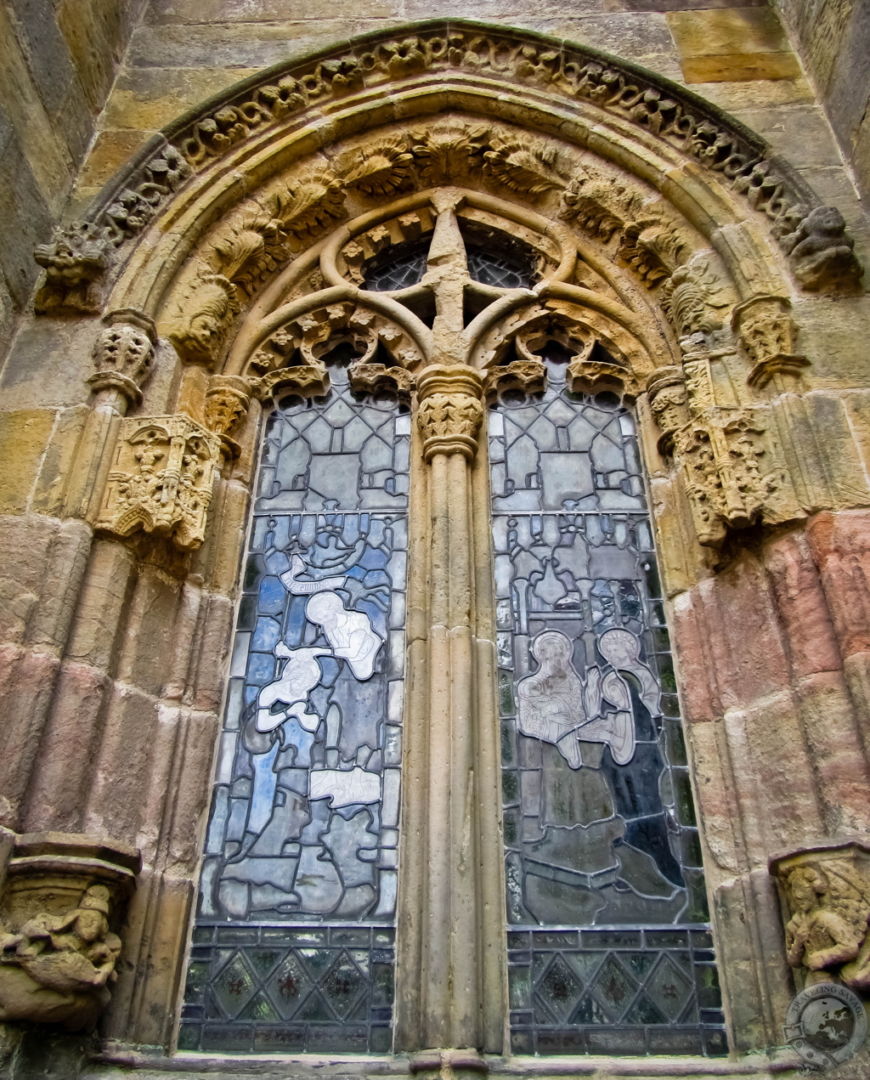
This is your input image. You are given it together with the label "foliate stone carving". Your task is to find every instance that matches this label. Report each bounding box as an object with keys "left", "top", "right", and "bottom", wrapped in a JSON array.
[
  {"left": 615, "top": 222, "right": 672, "bottom": 287},
  {"left": 334, "top": 137, "right": 415, "bottom": 197},
  {"left": 0, "top": 832, "right": 139, "bottom": 1031},
  {"left": 772, "top": 844, "right": 870, "bottom": 991},
  {"left": 482, "top": 139, "right": 566, "bottom": 197},
  {"left": 484, "top": 358, "right": 546, "bottom": 402},
  {"left": 647, "top": 369, "right": 781, "bottom": 546},
  {"left": 96, "top": 414, "right": 221, "bottom": 550},
  {"left": 416, "top": 366, "right": 485, "bottom": 462},
  {"left": 168, "top": 274, "right": 239, "bottom": 367},
  {"left": 660, "top": 258, "right": 730, "bottom": 338},
  {"left": 103, "top": 146, "right": 191, "bottom": 244},
  {"left": 204, "top": 374, "right": 253, "bottom": 458},
  {"left": 781, "top": 206, "right": 863, "bottom": 291},
  {"left": 34, "top": 223, "right": 112, "bottom": 314},
  {"left": 410, "top": 120, "right": 490, "bottom": 186},
  {"left": 559, "top": 167, "right": 642, "bottom": 241},
  {"left": 732, "top": 295, "right": 809, "bottom": 389},
  {"left": 88, "top": 308, "right": 158, "bottom": 407}
]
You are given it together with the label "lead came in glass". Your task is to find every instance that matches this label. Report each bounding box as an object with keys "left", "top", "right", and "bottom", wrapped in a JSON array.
[
  {"left": 491, "top": 353, "right": 725, "bottom": 1055},
  {"left": 181, "top": 362, "right": 406, "bottom": 1053}
]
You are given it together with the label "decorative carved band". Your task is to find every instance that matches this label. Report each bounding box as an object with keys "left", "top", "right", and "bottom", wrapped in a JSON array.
[
  {"left": 38, "top": 23, "right": 861, "bottom": 309},
  {"left": 88, "top": 308, "right": 158, "bottom": 407},
  {"left": 416, "top": 365, "right": 485, "bottom": 462},
  {"left": 96, "top": 414, "right": 221, "bottom": 550},
  {"left": 772, "top": 843, "right": 870, "bottom": 993}
]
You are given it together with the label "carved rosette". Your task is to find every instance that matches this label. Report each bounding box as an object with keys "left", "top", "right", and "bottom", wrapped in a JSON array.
[
  {"left": 204, "top": 374, "right": 253, "bottom": 458},
  {"left": 772, "top": 843, "right": 870, "bottom": 993},
  {"left": 416, "top": 366, "right": 485, "bottom": 462},
  {"left": 88, "top": 308, "right": 158, "bottom": 407},
  {"left": 96, "top": 414, "right": 221, "bottom": 550},
  {"left": 647, "top": 369, "right": 779, "bottom": 546},
  {"left": 732, "top": 295, "right": 809, "bottom": 389},
  {"left": 0, "top": 832, "right": 140, "bottom": 1030}
]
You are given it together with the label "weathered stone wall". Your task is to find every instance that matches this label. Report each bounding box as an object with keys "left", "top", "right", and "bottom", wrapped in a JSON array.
[
  {"left": 0, "top": 1, "right": 147, "bottom": 350},
  {"left": 773, "top": 0, "right": 870, "bottom": 200}
]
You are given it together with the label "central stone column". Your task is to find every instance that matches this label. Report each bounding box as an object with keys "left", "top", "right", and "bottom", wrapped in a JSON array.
[{"left": 396, "top": 364, "right": 505, "bottom": 1054}]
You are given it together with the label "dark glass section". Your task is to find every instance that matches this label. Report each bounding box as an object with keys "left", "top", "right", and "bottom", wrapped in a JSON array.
[
  {"left": 180, "top": 925, "right": 394, "bottom": 1054},
  {"left": 362, "top": 239, "right": 428, "bottom": 291},
  {"left": 491, "top": 354, "right": 724, "bottom": 1055}
]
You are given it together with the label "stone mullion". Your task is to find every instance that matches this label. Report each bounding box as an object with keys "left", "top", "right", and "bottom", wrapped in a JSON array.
[{"left": 395, "top": 365, "right": 504, "bottom": 1053}]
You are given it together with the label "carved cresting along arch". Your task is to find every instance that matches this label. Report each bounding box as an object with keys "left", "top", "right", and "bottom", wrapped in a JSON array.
[{"left": 26, "top": 19, "right": 869, "bottom": 1063}]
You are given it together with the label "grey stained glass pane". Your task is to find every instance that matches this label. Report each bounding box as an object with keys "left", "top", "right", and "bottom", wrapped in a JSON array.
[
  {"left": 186, "top": 359, "right": 407, "bottom": 1053},
  {"left": 492, "top": 354, "right": 724, "bottom": 1055}
]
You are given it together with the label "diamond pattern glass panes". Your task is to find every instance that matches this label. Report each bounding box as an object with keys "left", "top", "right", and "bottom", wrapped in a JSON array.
[
  {"left": 181, "top": 360, "right": 408, "bottom": 1053},
  {"left": 491, "top": 354, "right": 724, "bottom": 1055}
]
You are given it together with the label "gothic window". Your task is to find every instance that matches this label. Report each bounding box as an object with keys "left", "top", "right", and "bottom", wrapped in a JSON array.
[
  {"left": 181, "top": 195, "right": 723, "bottom": 1059},
  {"left": 180, "top": 359, "right": 410, "bottom": 1053},
  {"left": 490, "top": 353, "right": 725, "bottom": 1055}
]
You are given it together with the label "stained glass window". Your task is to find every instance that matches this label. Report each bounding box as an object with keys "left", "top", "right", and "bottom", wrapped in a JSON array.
[
  {"left": 490, "top": 352, "right": 726, "bottom": 1056},
  {"left": 180, "top": 361, "right": 409, "bottom": 1053}
]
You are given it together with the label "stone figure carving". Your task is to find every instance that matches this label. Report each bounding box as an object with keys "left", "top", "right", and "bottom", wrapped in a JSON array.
[
  {"left": 0, "top": 885, "right": 122, "bottom": 1030},
  {"left": 774, "top": 847, "right": 870, "bottom": 991},
  {"left": 34, "top": 223, "right": 112, "bottom": 313},
  {"left": 781, "top": 206, "right": 863, "bottom": 291}
]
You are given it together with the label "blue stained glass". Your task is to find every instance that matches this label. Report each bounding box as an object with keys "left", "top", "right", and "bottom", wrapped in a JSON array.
[
  {"left": 186, "top": 359, "right": 408, "bottom": 1053},
  {"left": 491, "top": 351, "right": 724, "bottom": 1055}
]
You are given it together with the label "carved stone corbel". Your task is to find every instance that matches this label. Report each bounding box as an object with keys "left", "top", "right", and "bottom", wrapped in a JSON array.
[
  {"left": 732, "top": 295, "right": 809, "bottom": 389},
  {"left": 781, "top": 206, "right": 863, "bottom": 292},
  {"left": 647, "top": 368, "right": 781, "bottom": 546},
  {"left": 88, "top": 309, "right": 158, "bottom": 408},
  {"left": 204, "top": 374, "right": 253, "bottom": 459},
  {"left": 772, "top": 842, "right": 870, "bottom": 992},
  {"left": 0, "top": 832, "right": 140, "bottom": 1030},
  {"left": 416, "top": 366, "right": 484, "bottom": 462},
  {"left": 96, "top": 414, "right": 221, "bottom": 550},
  {"left": 34, "top": 223, "right": 112, "bottom": 314}
]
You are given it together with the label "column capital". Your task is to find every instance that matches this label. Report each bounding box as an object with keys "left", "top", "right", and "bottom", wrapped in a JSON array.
[{"left": 416, "top": 365, "right": 485, "bottom": 462}]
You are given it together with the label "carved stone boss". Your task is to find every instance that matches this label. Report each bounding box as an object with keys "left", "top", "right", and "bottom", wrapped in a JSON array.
[
  {"left": 96, "top": 414, "right": 221, "bottom": 550},
  {"left": 772, "top": 843, "right": 870, "bottom": 993},
  {"left": 0, "top": 833, "right": 140, "bottom": 1030}
]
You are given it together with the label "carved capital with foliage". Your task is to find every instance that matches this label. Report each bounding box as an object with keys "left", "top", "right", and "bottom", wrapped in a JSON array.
[
  {"left": 647, "top": 369, "right": 780, "bottom": 546},
  {"left": 0, "top": 833, "right": 139, "bottom": 1031},
  {"left": 88, "top": 309, "right": 158, "bottom": 407},
  {"left": 732, "top": 295, "right": 809, "bottom": 389},
  {"left": 96, "top": 414, "right": 221, "bottom": 550},
  {"left": 416, "top": 365, "right": 485, "bottom": 461},
  {"left": 772, "top": 843, "right": 870, "bottom": 993}
]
